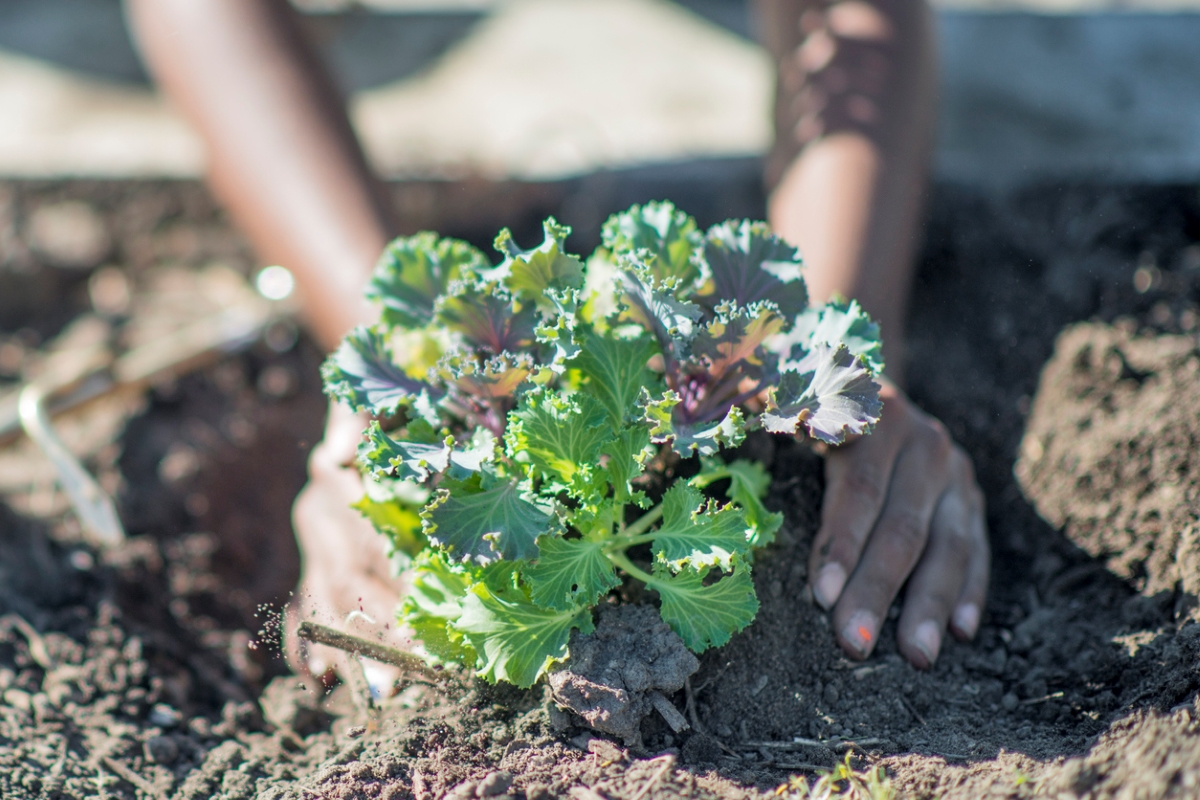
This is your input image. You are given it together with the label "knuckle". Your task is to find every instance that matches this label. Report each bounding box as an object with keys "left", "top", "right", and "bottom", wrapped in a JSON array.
[
  {"left": 837, "top": 462, "right": 888, "bottom": 506},
  {"left": 883, "top": 508, "right": 928, "bottom": 551}
]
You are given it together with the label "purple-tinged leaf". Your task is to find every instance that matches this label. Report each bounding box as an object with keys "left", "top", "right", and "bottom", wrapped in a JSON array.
[
  {"left": 691, "top": 301, "right": 785, "bottom": 382},
  {"left": 321, "top": 326, "right": 439, "bottom": 416},
  {"left": 601, "top": 201, "right": 702, "bottom": 291},
  {"left": 436, "top": 350, "right": 536, "bottom": 400},
  {"left": 618, "top": 260, "right": 701, "bottom": 359},
  {"left": 358, "top": 421, "right": 495, "bottom": 482},
  {"left": 367, "top": 233, "right": 489, "bottom": 328},
  {"left": 437, "top": 284, "right": 537, "bottom": 355},
  {"left": 762, "top": 344, "right": 882, "bottom": 444},
  {"left": 639, "top": 388, "right": 746, "bottom": 456},
  {"left": 701, "top": 220, "right": 808, "bottom": 319},
  {"left": 489, "top": 218, "right": 585, "bottom": 308}
]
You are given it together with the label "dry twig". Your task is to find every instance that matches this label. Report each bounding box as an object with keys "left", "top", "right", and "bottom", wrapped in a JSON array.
[{"left": 297, "top": 621, "right": 445, "bottom": 684}]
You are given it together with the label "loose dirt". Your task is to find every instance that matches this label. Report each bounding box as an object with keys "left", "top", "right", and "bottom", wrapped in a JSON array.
[{"left": 2, "top": 179, "right": 1200, "bottom": 799}]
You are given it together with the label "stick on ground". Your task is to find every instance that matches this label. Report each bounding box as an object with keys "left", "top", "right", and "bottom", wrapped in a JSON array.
[{"left": 296, "top": 621, "right": 445, "bottom": 684}]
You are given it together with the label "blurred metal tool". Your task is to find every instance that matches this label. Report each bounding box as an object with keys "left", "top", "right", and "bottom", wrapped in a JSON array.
[
  {"left": 18, "top": 383, "right": 125, "bottom": 546},
  {"left": 0, "top": 267, "right": 295, "bottom": 547}
]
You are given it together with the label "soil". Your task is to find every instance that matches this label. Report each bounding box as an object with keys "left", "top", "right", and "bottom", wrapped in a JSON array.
[{"left": 2, "top": 178, "right": 1200, "bottom": 799}]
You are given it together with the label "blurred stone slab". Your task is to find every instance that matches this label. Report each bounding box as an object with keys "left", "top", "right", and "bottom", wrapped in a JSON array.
[{"left": 936, "top": 12, "right": 1200, "bottom": 184}]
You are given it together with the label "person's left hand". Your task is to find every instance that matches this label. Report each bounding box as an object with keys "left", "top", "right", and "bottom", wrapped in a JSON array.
[{"left": 808, "top": 378, "right": 990, "bottom": 668}]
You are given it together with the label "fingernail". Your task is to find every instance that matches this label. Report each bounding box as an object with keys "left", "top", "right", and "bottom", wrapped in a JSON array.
[
  {"left": 911, "top": 620, "right": 941, "bottom": 668},
  {"left": 840, "top": 610, "right": 878, "bottom": 658},
  {"left": 953, "top": 603, "right": 980, "bottom": 638},
  {"left": 813, "top": 563, "right": 847, "bottom": 609}
]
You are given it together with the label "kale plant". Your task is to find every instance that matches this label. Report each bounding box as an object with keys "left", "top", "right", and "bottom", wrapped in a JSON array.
[{"left": 322, "top": 202, "right": 883, "bottom": 687}]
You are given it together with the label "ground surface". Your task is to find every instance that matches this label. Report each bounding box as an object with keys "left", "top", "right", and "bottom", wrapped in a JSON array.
[{"left": 1, "top": 178, "right": 1200, "bottom": 798}]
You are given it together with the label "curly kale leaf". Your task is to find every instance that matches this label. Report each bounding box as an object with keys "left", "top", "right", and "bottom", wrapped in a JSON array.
[
  {"left": 650, "top": 483, "right": 751, "bottom": 572},
  {"left": 691, "top": 301, "right": 785, "bottom": 382},
  {"left": 617, "top": 261, "right": 701, "bottom": 361},
  {"left": 702, "top": 220, "right": 807, "bottom": 319},
  {"left": 436, "top": 284, "right": 537, "bottom": 356},
  {"left": 422, "top": 479, "right": 555, "bottom": 565},
  {"left": 650, "top": 561, "right": 759, "bottom": 652},
  {"left": 321, "top": 326, "right": 440, "bottom": 416},
  {"left": 401, "top": 551, "right": 476, "bottom": 664},
  {"left": 455, "top": 573, "right": 594, "bottom": 687},
  {"left": 524, "top": 535, "right": 620, "bottom": 612},
  {"left": 568, "top": 331, "right": 661, "bottom": 427},
  {"left": 691, "top": 458, "right": 783, "bottom": 547},
  {"left": 640, "top": 389, "right": 746, "bottom": 457},
  {"left": 435, "top": 350, "right": 536, "bottom": 400},
  {"left": 786, "top": 297, "right": 884, "bottom": 374},
  {"left": 762, "top": 344, "right": 882, "bottom": 444},
  {"left": 601, "top": 201, "right": 702, "bottom": 290},
  {"left": 358, "top": 421, "right": 494, "bottom": 482},
  {"left": 489, "top": 218, "right": 585, "bottom": 309},
  {"left": 505, "top": 391, "right": 610, "bottom": 499},
  {"left": 367, "top": 233, "right": 489, "bottom": 328}
]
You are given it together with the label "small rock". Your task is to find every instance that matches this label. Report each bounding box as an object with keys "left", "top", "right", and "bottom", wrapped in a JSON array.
[
  {"left": 346, "top": 726, "right": 366, "bottom": 739},
  {"left": 1002, "top": 693, "right": 1020, "bottom": 711},
  {"left": 525, "top": 783, "right": 552, "bottom": 800},
  {"left": 822, "top": 684, "right": 840, "bottom": 707},
  {"left": 149, "top": 702, "right": 182, "bottom": 728},
  {"left": 145, "top": 735, "right": 180, "bottom": 765},
  {"left": 445, "top": 781, "right": 478, "bottom": 800},
  {"left": 476, "top": 771, "right": 513, "bottom": 797}
]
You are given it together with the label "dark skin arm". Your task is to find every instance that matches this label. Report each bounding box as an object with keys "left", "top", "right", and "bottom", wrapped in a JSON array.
[{"left": 126, "top": 0, "right": 988, "bottom": 676}]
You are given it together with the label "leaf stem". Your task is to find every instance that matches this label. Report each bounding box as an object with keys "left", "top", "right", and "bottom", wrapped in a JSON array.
[
  {"left": 621, "top": 503, "right": 663, "bottom": 540},
  {"left": 608, "top": 551, "right": 658, "bottom": 587}
]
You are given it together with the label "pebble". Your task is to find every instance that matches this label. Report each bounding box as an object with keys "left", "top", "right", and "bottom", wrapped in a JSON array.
[
  {"left": 346, "top": 726, "right": 366, "bottom": 739},
  {"left": 149, "top": 703, "right": 183, "bottom": 728},
  {"left": 1002, "top": 693, "right": 1020, "bottom": 711},
  {"left": 145, "top": 735, "right": 180, "bottom": 765},
  {"left": 476, "top": 772, "right": 513, "bottom": 797},
  {"left": 823, "top": 684, "right": 840, "bottom": 707}
]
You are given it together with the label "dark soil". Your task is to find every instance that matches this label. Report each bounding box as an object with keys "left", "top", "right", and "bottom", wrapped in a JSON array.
[{"left": 2, "top": 178, "right": 1200, "bottom": 799}]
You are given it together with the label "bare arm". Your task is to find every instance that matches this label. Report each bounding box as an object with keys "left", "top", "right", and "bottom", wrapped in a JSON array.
[
  {"left": 124, "top": 0, "right": 394, "bottom": 349},
  {"left": 760, "top": 0, "right": 989, "bottom": 668}
]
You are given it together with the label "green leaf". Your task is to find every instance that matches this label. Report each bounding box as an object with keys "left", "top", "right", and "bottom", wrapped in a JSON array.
[
  {"left": 691, "top": 458, "right": 783, "bottom": 547},
  {"left": 651, "top": 483, "right": 751, "bottom": 571},
  {"left": 640, "top": 389, "right": 746, "bottom": 456},
  {"left": 524, "top": 535, "right": 620, "bottom": 611},
  {"left": 618, "top": 260, "right": 701, "bottom": 359},
  {"left": 321, "top": 326, "right": 438, "bottom": 416},
  {"left": 436, "top": 350, "right": 536, "bottom": 399},
  {"left": 490, "top": 218, "right": 585, "bottom": 307},
  {"left": 455, "top": 578, "right": 594, "bottom": 687},
  {"left": 437, "top": 284, "right": 537, "bottom": 355},
  {"left": 601, "top": 201, "right": 702, "bottom": 290},
  {"left": 691, "top": 301, "right": 785, "bottom": 382},
  {"left": 785, "top": 297, "right": 884, "bottom": 375},
  {"left": 352, "top": 478, "right": 428, "bottom": 563},
  {"left": 357, "top": 421, "right": 494, "bottom": 482},
  {"left": 601, "top": 426, "right": 652, "bottom": 504},
  {"left": 367, "top": 232, "right": 489, "bottom": 328},
  {"left": 569, "top": 331, "right": 660, "bottom": 427},
  {"left": 650, "top": 562, "right": 759, "bottom": 653},
  {"left": 701, "top": 220, "right": 808, "bottom": 319},
  {"left": 505, "top": 391, "right": 610, "bottom": 498},
  {"left": 763, "top": 344, "right": 882, "bottom": 444},
  {"left": 423, "top": 479, "right": 555, "bottom": 565},
  {"left": 534, "top": 288, "right": 582, "bottom": 370},
  {"left": 401, "top": 551, "right": 476, "bottom": 664}
]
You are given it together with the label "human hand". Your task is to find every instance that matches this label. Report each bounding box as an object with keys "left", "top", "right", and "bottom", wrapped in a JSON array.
[
  {"left": 809, "top": 379, "right": 989, "bottom": 668},
  {"left": 287, "top": 402, "right": 409, "bottom": 689}
]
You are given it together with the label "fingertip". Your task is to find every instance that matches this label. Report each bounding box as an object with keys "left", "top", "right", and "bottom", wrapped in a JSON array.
[
  {"left": 812, "top": 562, "right": 847, "bottom": 610},
  {"left": 950, "top": 602, "right": 980, "bottom": 640},
  {"left": 838, "top": 610, "right": 879, "bottom": 660},
  {"left": 904, "top": 619, "right": 941, "bottom": 670}
]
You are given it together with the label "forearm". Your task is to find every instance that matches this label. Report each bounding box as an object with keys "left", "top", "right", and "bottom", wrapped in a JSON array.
[
  {"left": 125, "top": 0, "right": 395, "bottom": 349},
  {"left": 760, "top": 0, "right": 937, "bottom": 382}
]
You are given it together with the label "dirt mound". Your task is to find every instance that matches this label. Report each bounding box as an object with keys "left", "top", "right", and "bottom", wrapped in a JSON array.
[{"left": 1016, "top": 322, "right": 1200, "bottom": 601}]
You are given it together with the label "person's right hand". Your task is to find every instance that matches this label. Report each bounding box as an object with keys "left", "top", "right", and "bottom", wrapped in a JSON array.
[
  {"left": 808, "top": 378, "right": 990, "bottom": 668},
  {"left": 287, "top": 402, "right": 409, "bottom": 690}
]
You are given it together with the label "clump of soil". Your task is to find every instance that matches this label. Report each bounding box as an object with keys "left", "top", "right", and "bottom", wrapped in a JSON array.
[
  {"left": 549, "top": 604, "right": 698, "bottom": 746},
  {"left": 1015, "top": 322, "right": 1200, "bottom": 602}
]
